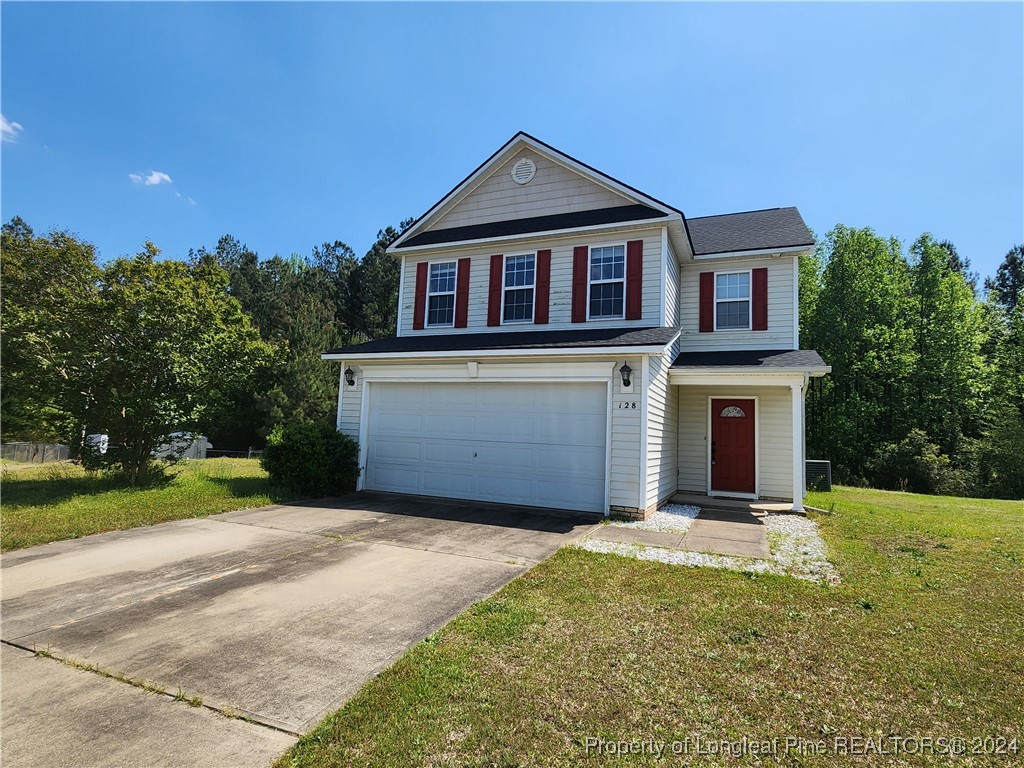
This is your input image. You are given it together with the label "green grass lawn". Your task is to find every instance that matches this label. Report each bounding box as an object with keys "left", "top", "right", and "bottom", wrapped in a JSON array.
[
  {"left": 280, "top": 487, "right": 1023, "bottom": 767},
  {"left": 1, "top": 458, "right": 291, "bottom": 551}
]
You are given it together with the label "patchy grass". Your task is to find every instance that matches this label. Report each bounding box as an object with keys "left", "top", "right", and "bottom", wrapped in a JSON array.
[
  {"left": 1, "top": 458, "right": 292, "bottom": 551},
  {"left": 280, "top": 487, "right": 1023, "bottom": 767}
]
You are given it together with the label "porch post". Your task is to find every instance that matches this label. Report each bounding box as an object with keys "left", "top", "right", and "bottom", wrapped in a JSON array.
[{"left": 790, "top": 382, "right": 804, "bottom": 512}]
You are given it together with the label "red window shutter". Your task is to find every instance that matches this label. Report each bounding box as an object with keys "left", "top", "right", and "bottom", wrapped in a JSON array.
[
  {"left": 487, "top": 254, "right": 503, "bottom": 326},
  {"left": 413, "top": 262, "right": 428, "bottom": 330},
  {"left": 571, "top": 245, "right": 589, "bottom": 323},
  {"left": 752, "top": 267, "right": 768, "bottom": 330},
  {"left": 454, "top": 257, "right": 471, "bottom": 328},
  {"left": 698, "top": 271, "right": 714, "bottom": 332},
  {"left": 534, "top": 249, "right": 551, "bottom": 324},
  {"left": 625, "top": 239, "right": 643, "bottom": 320}
]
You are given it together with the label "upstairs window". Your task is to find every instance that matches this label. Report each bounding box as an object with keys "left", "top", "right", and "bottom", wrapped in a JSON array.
[
  {"left": 503, "top": 254, "right": 535, "bottom": 323},
  {"left": 715, "top": 271, "right": 750, "bottom": 330},
  {"left": 589, "top": 244, "right": 625, "bottom": 319},
  {"left": 427, "top": 261, "right": 457, "bottom": 327}
]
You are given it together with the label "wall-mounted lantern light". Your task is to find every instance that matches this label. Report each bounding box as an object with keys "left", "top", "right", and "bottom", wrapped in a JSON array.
[
  {"left": 619, "top": 363, "right": 632, "bottom": 388},
  {"left": 344, "top": 367, "right": 356, "bottom": 387}
]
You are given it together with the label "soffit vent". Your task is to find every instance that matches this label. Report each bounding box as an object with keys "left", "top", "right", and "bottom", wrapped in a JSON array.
[{"left": 510, "top": 157, "right": 537, "bottom": 185}]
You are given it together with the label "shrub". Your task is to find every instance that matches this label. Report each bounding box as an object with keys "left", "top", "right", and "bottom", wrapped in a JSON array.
[
  {"left": 260, "top": 421, "right": 359, "bottom": 497},
  {"left": 866, "top": 429, "right": 969, "bottom": 495}
]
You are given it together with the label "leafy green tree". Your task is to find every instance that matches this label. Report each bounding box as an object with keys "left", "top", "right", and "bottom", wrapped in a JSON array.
[
  {"left": 908, "top": 234, "right": 988, "bottom": 456},
  {"left": 77, "top": 245, "right": 277, "bottom": 484},
  {"left": 798, "top": 249, "right": 823, "bottom": 346},
  {"left": 805, "top": 226, "right": 917, "bottom": 481},
  {"left": 985, "top": 244, "right": 1023, "bottom": 311},
  {"left": 348, "top": 219, "right": 414, "bottom": 341},
  {"left": 1, "top": 218, "right": 101, "bottom": 441}
]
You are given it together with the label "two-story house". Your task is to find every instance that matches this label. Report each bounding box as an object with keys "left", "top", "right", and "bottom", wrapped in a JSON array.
[{"left": 322, "top": 133, "right": 829, "bottom": 518}]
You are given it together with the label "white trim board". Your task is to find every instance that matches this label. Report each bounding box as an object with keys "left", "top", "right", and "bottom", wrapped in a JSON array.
[{"left": 323, "top": 342, "right": 678, "bottom": 362}]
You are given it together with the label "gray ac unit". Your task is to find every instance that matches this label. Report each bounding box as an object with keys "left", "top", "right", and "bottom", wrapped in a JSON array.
[{"left": 806, "top": 460, "right": 832, "bottom": 492}]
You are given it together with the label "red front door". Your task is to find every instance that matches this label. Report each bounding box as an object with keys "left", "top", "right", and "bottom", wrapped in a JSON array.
[{"left": 711, "top": 398, "right": 755, "bottom": 494}]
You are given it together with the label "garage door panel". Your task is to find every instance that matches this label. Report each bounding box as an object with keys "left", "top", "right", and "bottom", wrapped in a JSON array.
[
  {"left": 375, "top": 412, "right": 423, "bottom": 435},
  {"left": 366, "top": 382, "right": 607, "bottom": 513},
  {"left": 367, "top": 465, "right": 421, "bottom": 493},
  {"left": 376, "top": 384, "right": 424, "bottom": 406},
  {"left": 423, "top": 470, "right": 474, "bottom": 496},
  {"left": 474, "top": 444, "right": 533, "bottom": 470},
  {"left": 534, "top": 478, "right": 604, "bottom": 509},
  {"left": 535, "top": 415, "right": 605, "bottom": 445},
  {"left": 371, "top": 439, "right": 421, "bottom": 463},
  {"left": 535, "top": 446, "right": 605, "bottom": 478},
  {"left": 532, "top": 387, "right": 604, "bottom": 414},
  {"left": 425, "top": 414, "right": 477, "bottom": 435},
  {"left": 427, "top": 387, "right": 471, "bottom": 407},
  {"left": 474, "top": 474, "right": 533, "bottom": 504},
  {"left": 477, "top": 415, "right": 535, "bottom": 442},
  {"left": 421, "top": 441, "right": 477, "bottom": 465}
]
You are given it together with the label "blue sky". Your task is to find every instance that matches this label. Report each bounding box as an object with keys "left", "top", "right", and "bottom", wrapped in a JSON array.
[{"left": 2, "top": 2, "right": 1022, "bottom": 282}]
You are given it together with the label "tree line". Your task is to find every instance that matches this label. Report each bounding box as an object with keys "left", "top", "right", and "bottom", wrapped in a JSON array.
[
  {"left": 2, "top": 215, "right": 1020, "bottom": 498},
  {"left": 803, "top": 228, "right": 1022, "bottom": 499},
  {"left": 0, "top": 216, "right": 409, "bottom": 481}
]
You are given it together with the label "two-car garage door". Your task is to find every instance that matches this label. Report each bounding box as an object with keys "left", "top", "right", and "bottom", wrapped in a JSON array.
[{"left": 364, "top": 382, "right": 607, "bottom": 514}]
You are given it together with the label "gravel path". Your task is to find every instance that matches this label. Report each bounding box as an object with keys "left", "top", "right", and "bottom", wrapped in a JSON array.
[
  {"left": 578, "top": 509, "right": 840, "bottom": 585},
  {"left": 606, "top": 503, "right": 700, "bottom": 533}
]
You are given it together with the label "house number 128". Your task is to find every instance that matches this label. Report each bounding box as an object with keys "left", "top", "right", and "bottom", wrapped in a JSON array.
[{"left": 617, "top": 401, "right": 637, "bottom": 409}]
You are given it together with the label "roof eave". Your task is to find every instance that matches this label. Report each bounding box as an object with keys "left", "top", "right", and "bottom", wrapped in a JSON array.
[
  {"left": 322, "top": 344, "right": 675, "bottom": 362},
  {"left": 388, "top": 215, "right": 683, "bottom": 256}
]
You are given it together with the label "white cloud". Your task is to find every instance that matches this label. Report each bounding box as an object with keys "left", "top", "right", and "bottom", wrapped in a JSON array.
[
  {"left": 129, "top": 170, "right": 173, "bottom": 186},
  {"left": 1, "top": 114, "right": 24, "bottom": 143},
  {"left": 187, "top": 197, "right": 197, "bottom": 206}
]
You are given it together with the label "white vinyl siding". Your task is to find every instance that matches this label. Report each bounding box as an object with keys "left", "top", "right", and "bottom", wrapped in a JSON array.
[
  {"left": 664, "top": 240, "right": 680, "bottom": 326},
  {"left": 609, "top": 356, "right": 643, "bottom": 511},
  {"left": 677, "top": 256, "right": 797, "bottom": 351},
  {"left": 338, "top": 370, "right": 362, "bottom": 440},
  {"left": 645, "top": 343, "right": 679, "bottom": 509},
  {"left": 399, "top": 227, "right": 664, "bottom": 336},
  {"left": 424, "top": 149, "right": 632, "bottom": 232},
  {"left": 676, "top": 384, "right": 795, "bottom": 501}
]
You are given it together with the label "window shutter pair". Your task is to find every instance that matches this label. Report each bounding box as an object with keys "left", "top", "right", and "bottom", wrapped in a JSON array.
[
  {"left": 486, "top": 251, "right": 551, "bottom": 327},
  {"left": 412, "top": 258, "right": 472, "bottom": 329},
  {"left": 698, "top": 267, "right": 768, "bottom": 332},
  {"left": 571, "top": 239, "right": 644, "bottom": 323}
]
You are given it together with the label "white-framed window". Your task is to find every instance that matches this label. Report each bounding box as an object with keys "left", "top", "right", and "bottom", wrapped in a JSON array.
[
  {"left": 588, "top": 243, "right": 626, "bottom": 319},
  {"left": 715, "top": 271, "right": 751, "bottom": 330},
  {"left": 502, "top": 253, "right": 535, "bottom": 323},
  {"left": 427, "top": 261, "right": 457, "bottom": 327}
]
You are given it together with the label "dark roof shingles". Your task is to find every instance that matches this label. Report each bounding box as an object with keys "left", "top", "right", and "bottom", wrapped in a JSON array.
[
  {"left": 671, "top": 349, "right": 828, "bottom": 369},
  {"left": 326, "top": 326, "right": 679, "bottom": 356},
  {"left": 395, "top": 205, "right": 668, "bottom": 249},
  {"left": 686, "top": 207, "right": 813, "bottom": 256}
]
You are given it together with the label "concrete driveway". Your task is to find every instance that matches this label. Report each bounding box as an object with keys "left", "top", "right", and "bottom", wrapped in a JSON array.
[{"left": 1, "top": 492, "right": 595, "bottom": 767}]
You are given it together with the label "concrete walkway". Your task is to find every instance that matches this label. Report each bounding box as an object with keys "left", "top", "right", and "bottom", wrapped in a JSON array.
[{"left": 589, "top": 507, "right": 770, "bottom": 559}]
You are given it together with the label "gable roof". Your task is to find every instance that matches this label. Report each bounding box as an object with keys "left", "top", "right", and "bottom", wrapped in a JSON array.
[
  {"left": 671, "top": 349, "right": 829, "bottom": 371},
  {"left": 388, "top": 132, "right": 689, "bottom": 254},
  {"left": 323, "top": 326, "right": 680, "bottom": 359},
  {"left": 686, "top": 207, "right": 814, "bottom": 256}
]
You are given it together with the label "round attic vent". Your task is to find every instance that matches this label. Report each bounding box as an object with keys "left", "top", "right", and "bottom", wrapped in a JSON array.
[{"left": 510, "top": 157, "right": 536, "bottom": 185}]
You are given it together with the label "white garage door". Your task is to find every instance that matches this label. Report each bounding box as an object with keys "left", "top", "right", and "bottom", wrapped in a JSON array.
[{"left": 365, "top": 382, "right": 607, "bottom": 513}]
